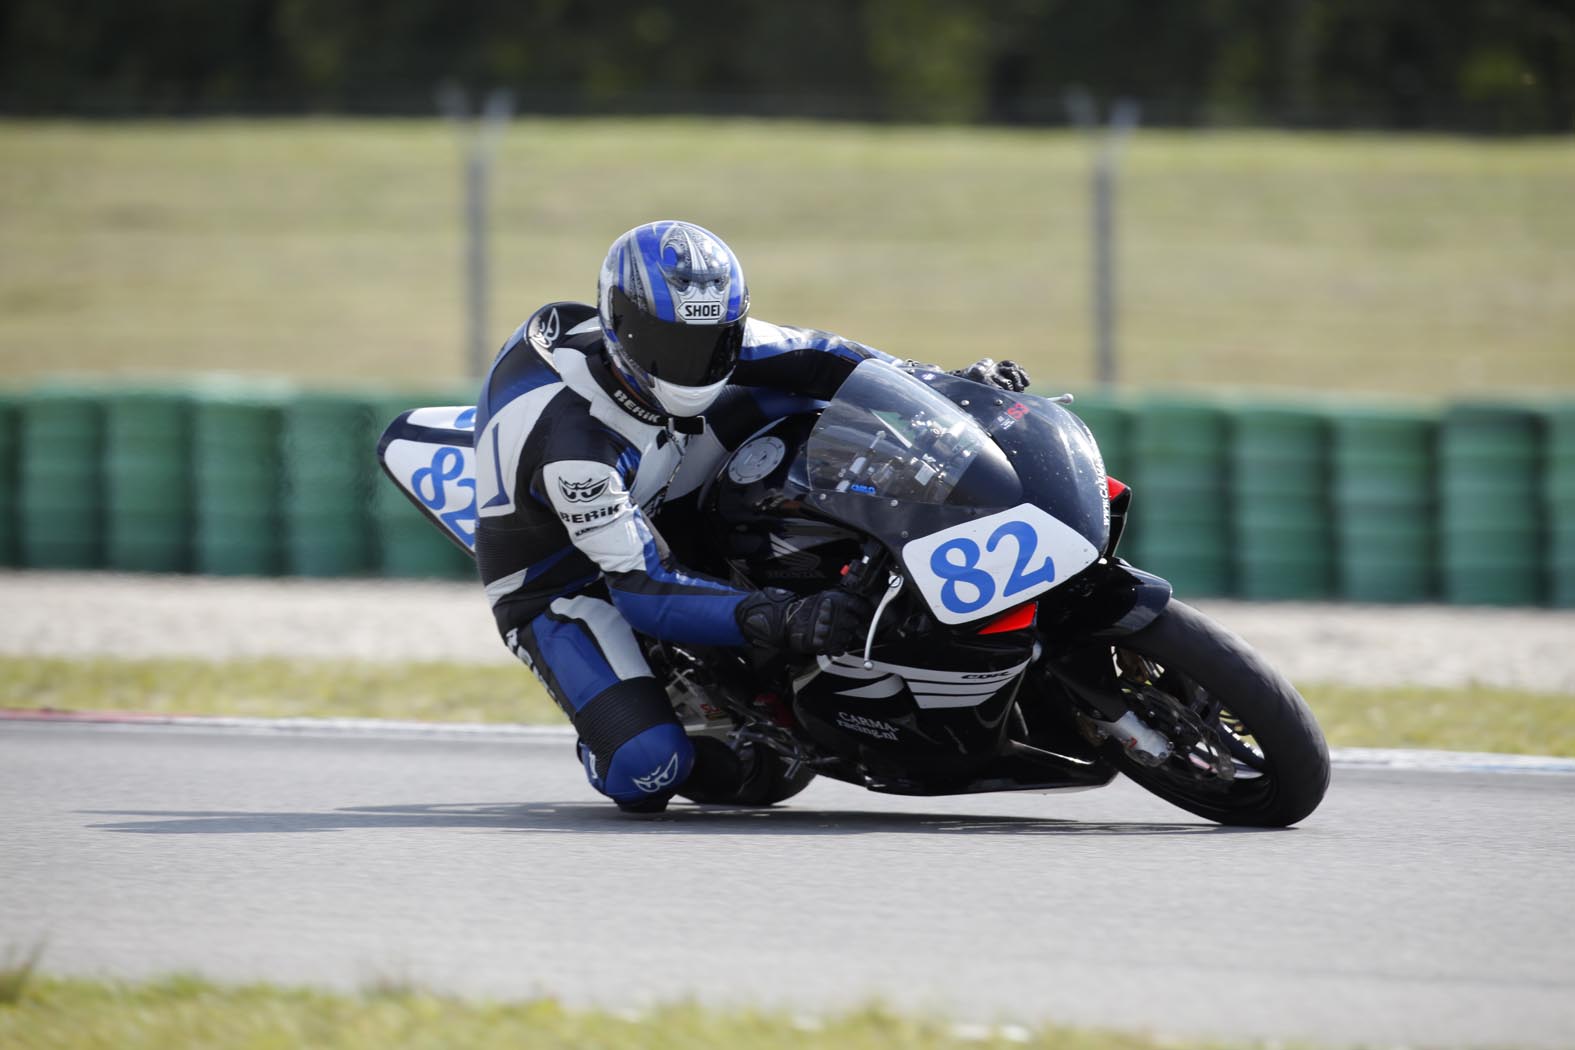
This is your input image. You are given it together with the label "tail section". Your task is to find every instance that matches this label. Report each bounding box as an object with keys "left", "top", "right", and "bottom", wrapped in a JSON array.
[{"left": 376, "top": 406, "right": 479, "bottom": 556}]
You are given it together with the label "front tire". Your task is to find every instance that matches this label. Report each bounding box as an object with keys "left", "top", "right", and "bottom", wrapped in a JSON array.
[{"left": 1108, "top": 601, "right": 1330, "bottom": 827}]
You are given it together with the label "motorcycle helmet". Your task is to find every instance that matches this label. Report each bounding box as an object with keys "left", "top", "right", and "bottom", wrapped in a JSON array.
[{"left": 597, "top": 220, "right": 749, "bottom": 418}]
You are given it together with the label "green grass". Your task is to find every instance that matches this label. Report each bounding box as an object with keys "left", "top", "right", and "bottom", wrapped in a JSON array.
[
  {"left": 0, "top": 945, "right": 43, "bottom": 1007},
  {"left": 1, "top": 119, "right": 1572, "bottom": 397},
  {"left": 0, "top": 656, "right": 559, "bottom": 725},
  {"left": 3, "top": 654, "right": 1572, "bottom": 757},
  {"left": 1299, "top": 682, "right": 1575, "bottom": 757},
  {"left": 0, "top": 974, "right": 1229, "bottom": 1050}
]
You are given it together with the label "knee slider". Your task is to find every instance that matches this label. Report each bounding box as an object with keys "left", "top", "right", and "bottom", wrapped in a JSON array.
[
  {"left": 571, "top": 679, "right": 690, "bottom": 804},
  {"left": 602, "top": 723, "right": 694, "bottom": 804}
]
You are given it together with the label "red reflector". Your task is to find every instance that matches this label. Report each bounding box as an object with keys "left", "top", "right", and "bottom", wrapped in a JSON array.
[
  {"left": 1107, "top": 476, "right": 1128, "bottom": 499},
  {"left": 978, "top": 602, "right": 1038, "bottom": 634}
]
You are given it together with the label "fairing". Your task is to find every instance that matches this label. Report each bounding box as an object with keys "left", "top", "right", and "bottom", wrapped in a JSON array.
[{"left": 376, "top": 406, "right": 480, "bottom": 555}]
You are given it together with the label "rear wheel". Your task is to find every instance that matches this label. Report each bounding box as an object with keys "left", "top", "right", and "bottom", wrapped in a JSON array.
[
  {"left": 678, "top": 735, "right": 817, "bottom": 807},
  {"left": 1105, "top": 601, "right": 1330, "bottom": 827}
]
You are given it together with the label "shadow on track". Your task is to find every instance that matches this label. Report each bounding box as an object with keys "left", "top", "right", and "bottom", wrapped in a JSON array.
[{"left": 81, "top": 801, "right": 1276, "bottom": 837}]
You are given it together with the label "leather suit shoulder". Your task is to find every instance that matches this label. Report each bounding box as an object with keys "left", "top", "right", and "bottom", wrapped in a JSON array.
[{"left": 525, "top": 302, "right": 601, "bottom": 355}]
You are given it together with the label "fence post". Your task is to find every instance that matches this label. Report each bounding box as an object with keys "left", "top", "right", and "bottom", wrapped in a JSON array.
[
  {"left": 438, "top": 85, "right": 515, "bottom": 381},
  {"left": 1066, "top": 92, "right": 1140, "bottom": 387}
]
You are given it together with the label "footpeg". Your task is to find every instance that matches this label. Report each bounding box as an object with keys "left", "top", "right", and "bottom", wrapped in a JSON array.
[{"left": 1093, "top": 711, "right": 1172, "bottom": 766}]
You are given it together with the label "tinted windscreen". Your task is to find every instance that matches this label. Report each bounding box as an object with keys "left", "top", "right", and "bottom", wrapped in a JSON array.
[
  {"left": 609, "top": 287, "right": 742, "bottom": 385},
  {"left": 805, "top": 360, "right": 1018, "bottom": 507}
]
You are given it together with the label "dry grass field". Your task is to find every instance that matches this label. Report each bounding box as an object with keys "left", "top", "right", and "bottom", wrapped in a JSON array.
[{"left": 2, "top": 119, "right": 1571, "bottom": 397}]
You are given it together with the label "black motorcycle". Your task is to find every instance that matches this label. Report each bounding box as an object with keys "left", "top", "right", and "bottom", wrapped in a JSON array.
[{"left": 381, "top": 360, "right": 1331, "bottom": 827}]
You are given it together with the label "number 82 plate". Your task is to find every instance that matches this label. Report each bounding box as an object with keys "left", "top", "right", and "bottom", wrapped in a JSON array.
[{"left": 899, "top": 504, "right": 1101, "bottom": 626}]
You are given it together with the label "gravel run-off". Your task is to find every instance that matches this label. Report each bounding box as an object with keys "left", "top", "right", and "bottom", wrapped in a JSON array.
[{"left": 3, "top": 571, "right": 1574, "bottom": 693}]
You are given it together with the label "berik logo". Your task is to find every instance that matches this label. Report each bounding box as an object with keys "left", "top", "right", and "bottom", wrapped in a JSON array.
[
  {"left": 632, "top": 753, "right": 681, "bottom": 793},
  {"left": 530, "top": 307, "right": 561, "bottom": 350},
  {"left": 612, "top": 386, "right": 664, "bottom": 425},
  {"left": 557, "top": 476, "right": 611, "bottom": 503}
]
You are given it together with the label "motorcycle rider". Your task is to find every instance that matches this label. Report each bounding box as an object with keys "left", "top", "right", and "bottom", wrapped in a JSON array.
[{"left": 474, "top": 219, "right": 1030, "bottom": 812}]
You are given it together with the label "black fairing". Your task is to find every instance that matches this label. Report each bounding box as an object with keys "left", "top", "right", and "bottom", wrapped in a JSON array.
[
  {"left": 791, "top": 632, "right": 1033, "bottom": 767},
  {"left": 696, "top": 367, "right": 1152, "bottom": 794},
  {"left": 705, "top": 378, "right": 1112, "bottom": 590},
  {"left": 913, "top": 372, "right": 1111, "bottom": 554}
]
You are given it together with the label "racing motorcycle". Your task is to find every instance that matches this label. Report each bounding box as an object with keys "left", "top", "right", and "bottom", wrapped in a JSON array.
[{"left": 379, "top": 360, "right": 1330, "bottom": 827}]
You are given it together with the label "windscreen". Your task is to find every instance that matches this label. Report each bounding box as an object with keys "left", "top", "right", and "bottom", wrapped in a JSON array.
[{"left": 805, "top": 360, "right": 1017, "bottom": 508}]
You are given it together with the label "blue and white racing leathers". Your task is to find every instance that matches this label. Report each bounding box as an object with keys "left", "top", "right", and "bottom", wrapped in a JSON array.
[{"left": 472, "top": 301, "right": 891, "bottom": 805}]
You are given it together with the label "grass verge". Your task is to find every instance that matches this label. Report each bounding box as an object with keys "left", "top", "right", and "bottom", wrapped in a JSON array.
[
  {"left": 0, "top": 974, "right": 1221, "bottom": 1050},
  {"left": 1299, "top": 682, "right": 1575, "bottom": 757},
  {"left": 0, "top": 656, "right": 558, "bottom": 726},
  {"left": 0, "top": 945, "right": 43, "bottom": 1006},
  {"left": 2, "top": 655, "right": 1571, "bottom": 757},
  {"left": 2, "top": 120, "right": 1572, "bottom": 395}
]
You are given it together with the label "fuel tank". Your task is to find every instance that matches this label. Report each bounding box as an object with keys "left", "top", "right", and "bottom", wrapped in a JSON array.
[{"left": 702, "top": 414, "right": 862, "bottom": 595}]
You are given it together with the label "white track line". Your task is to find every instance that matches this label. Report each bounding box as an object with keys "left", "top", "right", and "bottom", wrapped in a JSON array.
[
  {"left": 5, "top": 708, "right": 1574, "bottom": 776},
  {"left": 1327, "top": 746, "right": 1575, "bottom": 776}
]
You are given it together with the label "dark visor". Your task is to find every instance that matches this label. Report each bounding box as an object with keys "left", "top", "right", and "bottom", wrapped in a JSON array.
[{"left": 609, "top": 287, "right": 743, "bottom": 387}]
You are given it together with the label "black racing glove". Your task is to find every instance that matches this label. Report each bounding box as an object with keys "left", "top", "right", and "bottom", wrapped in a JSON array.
[
  {"left": 955, "top": 358, "right": 1031, "bottom": 393},
  {"left": 736, "top": 587, "right": 872, "bottom": 655}
]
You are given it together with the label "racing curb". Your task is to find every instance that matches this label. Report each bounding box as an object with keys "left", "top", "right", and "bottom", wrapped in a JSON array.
[{"left": 5, "top": 707, "right": 1575, "bottom": 776}]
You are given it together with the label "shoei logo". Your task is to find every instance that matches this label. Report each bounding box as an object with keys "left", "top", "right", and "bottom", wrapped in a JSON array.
[
  {"left": 632, "top": 753, "right": 681, "bottom": 793},
  {"left": 680, "top": 300, "right": 724, "bottom": 321},
  {"left": 557, "top": 476, "right": 611, "bottom": 503}
]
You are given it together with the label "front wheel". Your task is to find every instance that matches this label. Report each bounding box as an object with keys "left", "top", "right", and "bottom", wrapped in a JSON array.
[{"left": 1106, "top": 601, "right": 1330, "bottom": 827}]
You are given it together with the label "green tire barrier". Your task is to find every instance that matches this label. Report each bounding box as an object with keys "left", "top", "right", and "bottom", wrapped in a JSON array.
[
  {"left": 2, "top": 381, "right": 1573, "bottom": 608},
  {"left": 18, "top": 389, "right": 104, "bottom": 569},
  {"left": 282, "top": 394, "right": 376, "bottom": 577},
  {"left": 1229, "top": 406, "right": 1332, "bottom": 600},
  {"left": 1543, "top": 403, "right": 1575, "bottom": 608},
  {"left": 1438, "top": 404, "right": 1543, "bottom": 606},
  {"left": 1329, "top": 408, "right": 1436, "bottom": 602},
  {"left": 1126, "top": 397, "right": 1230, "bottom": 597},
  {"left": 104, "top": 391, "right": 193, "bottom": 573},
  {"left": 192, "top": 391, "right": 284, "bottom": 576},
  {"left": 0, "top": 395, "right": 17, "bottom": 566}
]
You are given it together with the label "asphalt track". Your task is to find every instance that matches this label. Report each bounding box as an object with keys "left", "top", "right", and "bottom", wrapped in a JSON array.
[{"left": 4, "top": 720, "right": 1574, "bottom": 1049}]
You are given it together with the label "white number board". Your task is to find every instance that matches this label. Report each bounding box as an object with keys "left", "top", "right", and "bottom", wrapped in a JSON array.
[
  {"left": 899, "top": 503, "right": 1099, "bottom": 625},
  {"left": 407, "top": 406, "right": 477, "bottom": 432},
  {"left": 380, "top": 405, "right": 479, "bottom": 550}
]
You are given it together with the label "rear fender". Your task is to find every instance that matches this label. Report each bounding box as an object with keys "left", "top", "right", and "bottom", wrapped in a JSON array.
[{"left": 376, "top": 406, "right": 479, "bottom": 557}]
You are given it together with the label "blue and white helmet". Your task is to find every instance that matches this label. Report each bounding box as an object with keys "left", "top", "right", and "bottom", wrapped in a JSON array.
[{"left": 597, "top": 220, "right": 749, "bottom": 418}]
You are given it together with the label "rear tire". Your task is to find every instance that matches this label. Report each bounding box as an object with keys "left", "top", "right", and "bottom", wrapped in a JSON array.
[
  {"left": 1109, "top": 601, "right": 1330, "bottom": 827},
  {"left": 678, "top": 736, "right": 817, "bottom": 807}
]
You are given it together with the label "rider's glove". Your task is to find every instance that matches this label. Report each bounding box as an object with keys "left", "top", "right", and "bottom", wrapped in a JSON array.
[
  {"left": 954, "top": 358, "right": 1031, "bottom": 393},
  {"left": 736, "top": 587, "right": 872, "bottom": 655}
]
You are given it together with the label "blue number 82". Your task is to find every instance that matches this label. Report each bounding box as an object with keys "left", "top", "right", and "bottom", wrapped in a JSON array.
[
  {"left": 929, "top": 520, "right": 1058, "bottom": 616},
  {"left": 929, "top": 538, "right": 995, "bottom": 614},
  {"left": 413, "top": 446, "right": 477, "bottom": 541}
]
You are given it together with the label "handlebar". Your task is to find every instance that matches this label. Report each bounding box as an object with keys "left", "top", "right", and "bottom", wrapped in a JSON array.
[{"left": 839, "top": 539, "right": 891, "bottom": 599}]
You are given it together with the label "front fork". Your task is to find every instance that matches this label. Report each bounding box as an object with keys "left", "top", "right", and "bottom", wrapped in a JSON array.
[{"left": 1030, "top": 555, "right": 1177, "bottom": 765}]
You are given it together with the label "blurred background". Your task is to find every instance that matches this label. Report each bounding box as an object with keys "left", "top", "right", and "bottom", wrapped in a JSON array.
[{"left": 0, "top": 0, "right": 1572, "bottom": 603}]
